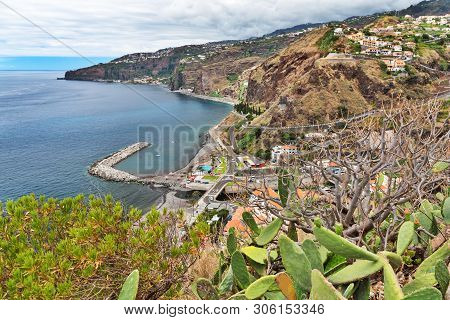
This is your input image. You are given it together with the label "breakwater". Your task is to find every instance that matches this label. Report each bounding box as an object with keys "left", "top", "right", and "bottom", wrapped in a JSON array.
[{"left": 88, "top": 142, "right": 149, "bottom": 182}]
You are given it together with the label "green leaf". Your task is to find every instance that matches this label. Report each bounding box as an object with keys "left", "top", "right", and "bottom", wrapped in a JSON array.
[
  {"left": 328, "top": 259, "right": 383, "bottom": 284},
  {"left": 403, "top": 287, "right": 442, "bottom": 300},
  {"left": 354, "top": 278, "right": 370, "bottom": 300},
  {"left": 396, "top": 221, "right": 414, "bottom": 255},
  {"left": 379, "top": 251, "right": 403, "bottom": 269},
  {"left": 435, "top": 260, "right": 449, "bottom": 295},
  {"left": 191, "top": 278, "right": 219, "bottom": 300},
  {"left": 415, "top": 210, "right": 437, "bottom": 235},
  {"left": 228, "top": 293, "right": 248, "bottom": 300},
  {"left": 245, "top": 275, "right": 276, "bottom": 299},
  {"left": 287, "top": 221, "right": 298, "bottom": 241},
  {"left": 242, "top": 211, "right": 260, "bottom": 235},
  {"left": 248, "top": 259, "right": 266, "bottom": 276},
  {"left": 241, "top": 246, "right": 277, "bottom": 264},
  {"left": 310, "top": 269, "right": 345, "bottom": 300},
  {"left": 420, "top": 199, "right": 434, "bottom": 216},
  {"left": 382, "top": 259, "right": 404, "bottom": 300},
  {"left": 227, "top": 228, "right": 237, "bottom": 255},
  {"left": 343, "top": 283, "right": 355, "bottom": 299},
  {"left": 324, "top": 254, "right": 347, "bottom": 275},
  {"left": 255, "top": 218, "right": 283, "bottom": 246},
  {"left": 415, "top": 240, "right": 450, "bottom": 278},
  {"left": 278, "top": 174, "right": 290, "bottom": 207},
  {"left": 218, "top": 267, "right": 234, "bottom": 295},
  {"left": 118, "top": 269, "right": 139, "bottom": 300},
  {"left": 302, "top": 239, "right": 324, "bottom": 273},
  {"left": 264, "top": 290, "right": 286, "bottom": 300},
  {"left": 313, "top": 226, "right": 379, "bottom": 261},
  {"left": 402, "top": 273, "right": 437, "bottom": 296},
  {"left": 443, "top": 197, "right": 450, "bottom": 224},
  {"left": 279, "top": 234, "right": 312, "bottom": 292},
  {"left": 231, "top": 251, "right": 250, "bottom": 289},
  {"left": 318, "top": 246, "right": 330, "bottom": 264},
  {"left": 431, "top": 161, "right": 449, "bottom": 173}
]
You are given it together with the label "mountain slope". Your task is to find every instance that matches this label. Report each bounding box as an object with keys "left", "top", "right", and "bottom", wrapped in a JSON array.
[
  {"left": 244, "top": 22, "right": 444, "bottom": 127},
  {"left": 244, "top": 28, "right": 393, "bottom": 126},
  {"left": 64, "top": 31, "right": 309, "bottom": 93}
]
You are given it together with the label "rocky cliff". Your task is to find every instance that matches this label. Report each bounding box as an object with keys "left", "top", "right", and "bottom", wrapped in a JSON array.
[
  {"left": 65, "top": 32, "right": 306, "bottom": 94},
  {"left": 243, "top": 26, "right": 441, "bottom": 127}
]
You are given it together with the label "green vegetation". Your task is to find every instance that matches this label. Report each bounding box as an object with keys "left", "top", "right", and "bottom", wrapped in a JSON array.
[
  {"left": 237, "top": 128, "right": 262, "bottom": 152},
  {"left": 256, "top": 149, "right": 271, "bottom": 161},
  {"left": 0, "top": 194, "right": 208, "bottom": 299},
  {"left": 281, "top": 132, "right": 297, "bottom": 143},
  {"left": 193, "top": 192, "right": 450, "bottom": 299},
  {"left": 209, "top": 90, "right": 223, "bottom": 98},
  {"left": 226, "top": 73, "right": 239, "bottom": 84},
  {"left": 238, "top": 81, "right": 248, "bottom": 102},
  {"left": 349, "top": 40, "right": 361, "bottom": 54},
  {"left": 214, "top": 157, "right": 227, "bottom": 175},
  {"left": 203, "top": 175, "right": 220, "bottom": 182},
  {"left": 234, "top": 102, "right": 263, "bottom": 116},
  {"left": 317, "top": 29, "right": 339, "bottom": 52}
]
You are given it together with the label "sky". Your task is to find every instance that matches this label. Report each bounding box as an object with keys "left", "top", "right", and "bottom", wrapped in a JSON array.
[{"left": 0, "top": 0, "right": 424, "bottom": 69}]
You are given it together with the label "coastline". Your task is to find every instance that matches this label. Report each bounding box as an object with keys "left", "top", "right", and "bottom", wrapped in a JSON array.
[
  {"left": 83, "top": 82, "right": 237, "bottom": 211},
  {"left": 173, "top": 89, "right": 238, "bottom": 106},
  {"left": 88, "top": 142, "right": 149, "bottom": 182}
]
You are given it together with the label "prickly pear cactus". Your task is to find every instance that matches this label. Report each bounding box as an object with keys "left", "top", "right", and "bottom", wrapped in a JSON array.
[
  {"left": 118, "top": 269, "right": 139, "bottom": 300},
  {"left": 279, "top": 234, "right": 312, "bottom": 292},
  {"left": 310, "top": 270, "right": 345, "bottom": 300},
  {"left": 192, "top": 278, "right": 219, "bottom": 300}
]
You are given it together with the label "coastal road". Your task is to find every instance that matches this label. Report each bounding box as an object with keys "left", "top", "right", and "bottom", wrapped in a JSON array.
[{"left": 242, "top": 110, "right": 379, "bottom": 130}]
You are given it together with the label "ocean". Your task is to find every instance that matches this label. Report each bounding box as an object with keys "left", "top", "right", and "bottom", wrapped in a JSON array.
[{"left": 0, "top": 71, "right": 231, "bottom": 210}]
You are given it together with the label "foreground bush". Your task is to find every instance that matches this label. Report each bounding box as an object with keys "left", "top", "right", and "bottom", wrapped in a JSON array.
[
  {"left": 0, "top": 194, "right": 207, "bottom": 299},
  {"left": 191, "top": 197, "right": 449, "bottom": 300}
]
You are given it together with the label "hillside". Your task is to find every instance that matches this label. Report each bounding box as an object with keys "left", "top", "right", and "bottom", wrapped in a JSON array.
[
  {"left": 243, "top": 27, "right": 439, "bottom": 127},
  {"left": 64, "top": 31, "right": 310, "bottom": 97},
  {"left": 400, "top": 0, "right": 450, "bottom": 17},
  {"left": 344, "top": 0, "right": 450, "bottom": 27}
]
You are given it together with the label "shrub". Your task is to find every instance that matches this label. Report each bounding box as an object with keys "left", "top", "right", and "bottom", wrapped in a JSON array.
[
  {"left": 0, "top": 194, "right": 207, "bottom": 299},
  {"left": 317, "top": 29, "right": 339, "bottom": 52}
]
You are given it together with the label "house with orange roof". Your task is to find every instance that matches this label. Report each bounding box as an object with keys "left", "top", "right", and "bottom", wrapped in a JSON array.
[{"left": 224, "top": 206, "right": 271, "bottom": 235}]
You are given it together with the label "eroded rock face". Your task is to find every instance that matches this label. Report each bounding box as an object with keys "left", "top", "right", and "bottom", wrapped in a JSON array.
[
  {"left": 244, "top": 28, "right": 433, "bottom": 126},
  {"left": 64, "top": 33, "right": 302, "bottom": 96}
]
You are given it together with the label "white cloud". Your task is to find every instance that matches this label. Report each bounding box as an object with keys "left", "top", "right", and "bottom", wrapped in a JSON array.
[{"left": 0, "top": 0, "right": 423, "bottom": 57}]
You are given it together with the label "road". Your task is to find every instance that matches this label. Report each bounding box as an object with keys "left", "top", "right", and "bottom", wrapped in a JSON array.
[
  {"left": 242, "top": 110, "right": 379, "bottom": 130},
  {"left": 190, "top": 108, "right": 382, "bottom": 224}
]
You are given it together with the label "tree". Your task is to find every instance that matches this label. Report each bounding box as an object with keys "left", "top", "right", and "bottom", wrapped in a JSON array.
[
  {"left": 240, "top": 100, "right": 449, "bottom": 242},
  {"left": 0, "top": 194, "right": 208, "bottom": 299}
]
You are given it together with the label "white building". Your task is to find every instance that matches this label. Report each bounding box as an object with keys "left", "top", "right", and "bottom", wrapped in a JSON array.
[
  {"left": 271, "top": 145, "right": 299, "bottom": 163},
  {"left": 334, "top": 28, "right": 344, "bottom": 36}
]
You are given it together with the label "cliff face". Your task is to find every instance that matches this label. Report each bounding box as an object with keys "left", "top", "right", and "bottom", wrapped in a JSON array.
[
  {"left": 245, "top": 29, "right": 380, "bottom": 125},
  {"left": 65, "top": 47, "right": 191, "bottom": 81},
  {"left": 168, "top": 35, "right": 302, "bottom": 97},
  {"left": 65, "top": 33, "right": 304, "bottom": 94},
  {"left": 244, "top": 28, "right": 434, "bottom": 126}
]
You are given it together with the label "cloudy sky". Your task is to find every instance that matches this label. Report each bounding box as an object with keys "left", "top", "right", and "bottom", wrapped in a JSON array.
[{"left": 0, "top": 0, "right": 423, "bottom": 58}]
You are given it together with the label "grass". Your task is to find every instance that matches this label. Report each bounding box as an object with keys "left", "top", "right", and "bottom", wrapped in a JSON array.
[
  {"left": 317, "top": 29, "right": 339, "bottom": 52},
  {"left": 203, "top": 175, "right": 219, "bottom": 182},
  {"left": 209, "top": 90, "right": 223, "bottom": 98},
  {"left": 214, "top": 157, "right": 227, "bottom": 175}
]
